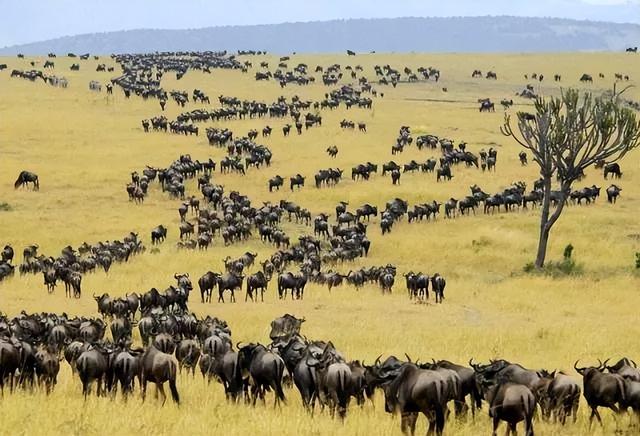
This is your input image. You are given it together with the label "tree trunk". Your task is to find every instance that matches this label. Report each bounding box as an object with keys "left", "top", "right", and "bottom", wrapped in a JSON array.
[
  {"left": 535, "top": 178, "right": 569, "bottom": 268},
  {"left": 535, "top": 176, "right": 552, "bottom": 268}
]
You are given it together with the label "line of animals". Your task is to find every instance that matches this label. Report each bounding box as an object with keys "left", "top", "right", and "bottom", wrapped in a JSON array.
[
  {"left": 1, "top": 310, "right": 639, "bottom": 436},
  {"left": 0, "top": 233, "right": 144, "bottom": 287}
]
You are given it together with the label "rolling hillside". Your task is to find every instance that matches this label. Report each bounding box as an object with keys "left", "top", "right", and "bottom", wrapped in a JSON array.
[{"left": 1, "top": 16, "right": 638, "bottom": 55}]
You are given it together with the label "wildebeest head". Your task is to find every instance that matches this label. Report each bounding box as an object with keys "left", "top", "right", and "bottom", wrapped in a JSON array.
[
  {"left": 269, "top": 314, "right": 305, "bottom": 340},
  {"left": 174, "top": 272, "right": 192, "bottom": 291}
]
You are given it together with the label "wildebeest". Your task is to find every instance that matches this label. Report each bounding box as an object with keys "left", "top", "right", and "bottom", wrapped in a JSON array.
[
  {"left": 2, "top": 245, "right": 14, "bottom": 264},
  {"left": 290, "top": 174, "right": 305, "bottom": 191},
  {"left": 270, "top": 314, "right": 305, "bottom": 341},
  {"left": 217, "top": 273, "right": 244, "bottom": 303},
  {"left": 482, "top": 382, "right": 536, "bottom": 436},
  {"left": 151, "top": 225, "right": 167, "bottom": 244},
  {"left": 175, "top": 339, "right": 201, "bottom": 375},
  {"left": 75, "top": 346, "right": 109, "bottom": 398},
  {"left": 373, "top": 360, "right": 448, "bottom": 435},
  {"left": 606, "top": 185, "right": 622, "bottom": 203},
  {"left": 603, "top": 163, "right": 622, "bottom": 179},
  {"left": 237, "top": 343, "right": 286, "bottom": 406},
  {"left": 140, "top": 344, "right": 180, "bottom": 405},
  {"left": 580, "top": 74, "right": 593, "bottom": 83},
  {"left": 14, "top": 171, "right": 39, "bottom": 190},
  {"left": 268, "top": 175, "right": 284, "bottom": 192},
  {"left": 535, "top": 371, "right": 581, "bottom": 424},
  {"left": 574, "top": 360, "right": 626, "bottom": 425},
  {"left": 246, "top": 271, "right": 269, "bottom": 302}
]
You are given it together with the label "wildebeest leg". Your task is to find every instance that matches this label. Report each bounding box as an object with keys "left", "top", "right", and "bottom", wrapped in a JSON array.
[
  {"left": 492, "top": 415, "right": 500, "bottom": 436},
  {"left": 251, "top": 384, "right": 260, "bottom": 406},
  {"left": 401, "top": 412, "right": 417, "bottom": 435},
  {"left": 589, "top": 407, "right": 602, "bottom": 426},
  {"left": 157, "top": 383, "right": 167, "bottom": 406}
]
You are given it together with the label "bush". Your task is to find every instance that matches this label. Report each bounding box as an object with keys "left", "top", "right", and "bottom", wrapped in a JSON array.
[
  {"left": 0, "top": 202, "right": 11, "bottom": 211},
  {"left": 523, "top": 244, "right": 583, "bottom": 277},
  {"left": 636, "top": 252, "right": 640, "bottom": 269}
]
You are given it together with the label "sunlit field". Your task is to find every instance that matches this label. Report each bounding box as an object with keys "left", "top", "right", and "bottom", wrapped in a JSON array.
[{"left": 0, "top": 52, "right": 639, "bottom": 435}]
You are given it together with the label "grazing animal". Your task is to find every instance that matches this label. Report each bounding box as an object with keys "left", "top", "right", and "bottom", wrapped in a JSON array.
[{"left": 14, "top": 171, "right": 39, "bottom": 190}]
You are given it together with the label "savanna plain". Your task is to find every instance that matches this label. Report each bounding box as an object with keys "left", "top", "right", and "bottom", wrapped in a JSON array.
[{"left": 0, "top": 52, "right": 639, "bottom": 435}]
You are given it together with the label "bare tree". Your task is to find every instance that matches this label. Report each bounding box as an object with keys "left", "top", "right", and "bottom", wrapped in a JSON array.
[{"left": 501, "top": 89, "right": 640, "bottom": 268}]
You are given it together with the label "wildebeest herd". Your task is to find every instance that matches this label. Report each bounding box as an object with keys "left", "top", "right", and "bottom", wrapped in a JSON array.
[
  {"left": 2, "top": 307, "right": 640, "bottom": 435},
  {"left": 2, "top": 48, "right": 637, "bottom": 435}
]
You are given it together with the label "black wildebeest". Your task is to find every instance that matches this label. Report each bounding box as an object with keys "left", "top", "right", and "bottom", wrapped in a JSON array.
[
  {"left": 217, "top": 273, "right": 244, "bottom": 303},
  {"left": 482, "top": 381, "right": 536, "bottom": 436},
  {"left": 606, "top": 185, "right": 622, "bottom": 203},
  {"left": 0, "top": 339, "right": 20, "bottom": 392},
  {"left": 604, "top": 163, "right": 622, "bottom": 179},
  {"left": 326, "top": 145, "right": 338, "bottom": 158},
  {"left": 35, "top": 346, "right": 60, "bottom": 394},
  {"left": 140, "top": 344, "right": 180, "bottom": 405},
  {"left": 374, "top": 361, "right": 448, "bottom": 435},
  {"left": 1, "top": 245, "right": 13, "bottom": 263},
  {"left": 580, "top": 73, "right": 593, "bottom": 83},
  {"left": 76, "top": 346, "right": 109, "bottom": 398},
  {"left": 268, "top": 175, "right": 284, "bottom": 192},
  {"left": 391, "top": 169, "right": 401, "bottom": 185},
  {"left": 14, "top": 171, "right": 39, "bottom": 190},
  {"left": 574, "top": 360, "right": 626, "bottom": 425},
  {"left": 246, "top": 271, "right": 269, "bottom": 302},
  {"left": 110, "top": 348, "right": 141, "bottom": 396},
  {"left": 237, "top": 343, "right": 286, "bottom": 406},
  {"left": 175, "top": 339, "right": 201, "bottom": 375},
  {"left": 290, "top": 174, "right": 305, "bottom": 191},
  {"left": 535, "top": 371, "right": 581, "bottom": 424},
  {"left": 604, "top": 357, "right": 640, "bottom": 382},
  {"left": 198, "top": 271, "right": 217, "bottom": 303},
  {"left": 431, "top": 274, "right": 446, "bottom": 304},
  {"left": 270, "top": 314, "right": 305, "bottom": 341},
  {"left": 519, "top": 151, "right": 528, "bottom": 165},
  {"left": 151, "top": 225, "right": 167, "bottom": 244}
]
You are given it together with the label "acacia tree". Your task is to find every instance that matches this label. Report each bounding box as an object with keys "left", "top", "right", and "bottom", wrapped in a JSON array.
[{"left": 501, "top": 88, "right": 640, "bottom": 268}]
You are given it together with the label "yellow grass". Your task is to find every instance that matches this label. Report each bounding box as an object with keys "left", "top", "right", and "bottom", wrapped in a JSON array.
[{"left": 0, "top": 52, "right": 639, "bottom": 435}]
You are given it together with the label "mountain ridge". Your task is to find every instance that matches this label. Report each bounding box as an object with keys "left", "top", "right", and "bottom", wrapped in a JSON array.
[{"left": 1, "top": 16, "right": 638, "bottom": 55}]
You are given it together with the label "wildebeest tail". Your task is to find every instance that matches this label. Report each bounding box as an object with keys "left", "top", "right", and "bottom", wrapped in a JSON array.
[
  {"left": 169, "top": 376, "right": 180, "bottom": 404},
  {"left": 337, "top": 368, "right": 350, "bottom": 418},
  {"left": 274, "top": 359, "right": 286, "bottom": 402},
  {"left": 521, "top": 392, "right": 535, "bottom": 419}
]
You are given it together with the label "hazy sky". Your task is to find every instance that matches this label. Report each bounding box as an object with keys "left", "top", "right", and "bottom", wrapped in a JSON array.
[{"left": 1, "top": 0, "right": 639, "bottom": 47}]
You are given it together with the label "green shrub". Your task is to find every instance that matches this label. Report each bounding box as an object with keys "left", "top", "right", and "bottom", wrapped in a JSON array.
[
  {"left": 635, "top": 252, "right": 640, "bottom": 269},
  {"left": 523, "top": 244, "right": 582, "bottom": 276},
  {"left": 0, "top": 202, "right": 11, "bottom": 211}
]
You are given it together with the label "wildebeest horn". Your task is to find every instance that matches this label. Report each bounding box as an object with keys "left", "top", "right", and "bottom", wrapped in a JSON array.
[
  {"left": 236, "top": 341, "right": 245, "bottom": 349},
  {"left": 469, "top": 358, "right": 481, "bottom": 371},
  {"left": 632, "top": 360, "right": 638, "bottom": 368},
  {"left": 597, "top": 359, "right": 604, "bottom": 370},
  {"left": 602, "top": 358, "right": 611, "bottom": 369},
  {"left": 374, "top": 354, "right": 382, "bottom": 366},
  {"left": 404, "top": 353, "right": 413, "bottom": 363},
  {"left": 174, "top": 273, "right": 179, "bottom": 279},
  {"left": 574, "top": 360, "right": 586, "bottom": 372}
]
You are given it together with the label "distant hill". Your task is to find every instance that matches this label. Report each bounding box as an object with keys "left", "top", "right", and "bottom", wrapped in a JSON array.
[{"left": 1, "top": 16, "right": 638, "bottom": 55}]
